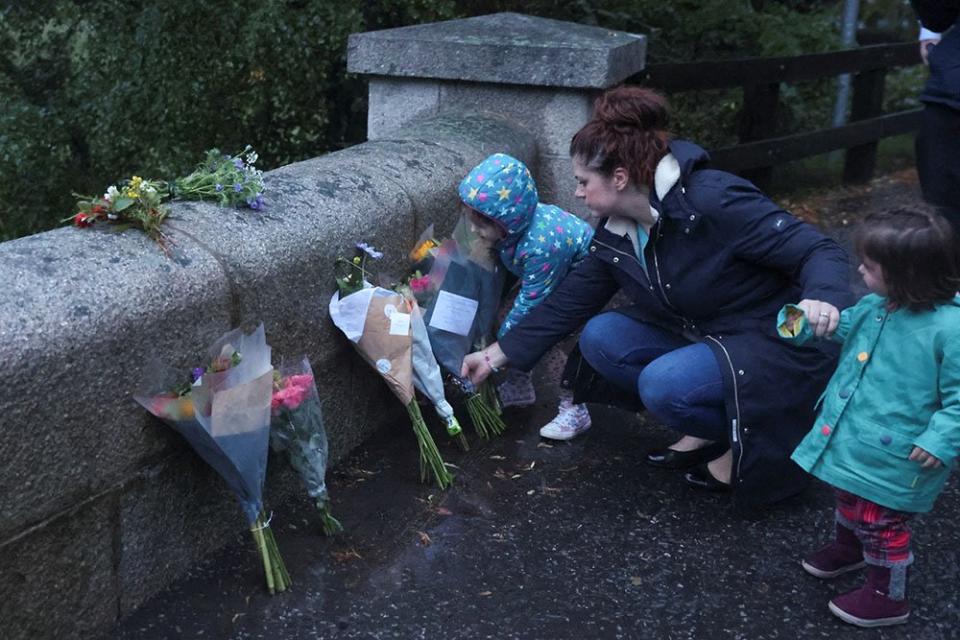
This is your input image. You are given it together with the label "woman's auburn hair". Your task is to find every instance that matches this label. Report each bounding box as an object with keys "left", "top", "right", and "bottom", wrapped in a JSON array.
[
  {"left": 855, "top": 206, "right": 960, "bottom": 312},
  {"left": 569, "top": 85, "right": 672, "bottom": 187}
]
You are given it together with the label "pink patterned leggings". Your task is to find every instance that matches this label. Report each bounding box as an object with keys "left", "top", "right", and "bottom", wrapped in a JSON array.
[{"left": 834, "top": 487, "right": 913, "bottom": 571}]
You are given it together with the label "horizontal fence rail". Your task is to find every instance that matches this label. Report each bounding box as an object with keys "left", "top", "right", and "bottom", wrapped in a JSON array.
[
  {"left": 628, "top": 42, "right": 924, "bottom": 186},
  {"left": 630, "top": 42, "right": 920, "bottom": 90}
]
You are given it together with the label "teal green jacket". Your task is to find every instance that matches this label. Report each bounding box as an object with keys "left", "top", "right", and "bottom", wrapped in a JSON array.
[{"left": 777, "top": 293, "right": 960, "bottom": 512}]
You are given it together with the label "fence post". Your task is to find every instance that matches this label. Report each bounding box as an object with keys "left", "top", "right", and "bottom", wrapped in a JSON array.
[
  {"left": 737, "top": 82, "right": 780, "bottom": 189},
  {"left": 842, "top": 68, "right": 887, "bottom": 184}
]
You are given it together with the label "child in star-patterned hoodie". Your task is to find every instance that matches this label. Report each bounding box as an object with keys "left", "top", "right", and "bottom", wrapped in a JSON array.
[{"left": 458, "top": 153, "right": 594, "bottom": 440}]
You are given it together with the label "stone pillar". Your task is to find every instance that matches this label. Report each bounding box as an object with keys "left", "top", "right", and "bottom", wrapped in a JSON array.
[{"left": 347, "top": 12, "right": 646, "bottom": 217}]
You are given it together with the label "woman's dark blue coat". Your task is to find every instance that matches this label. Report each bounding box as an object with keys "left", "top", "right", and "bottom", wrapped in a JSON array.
[{"left": 498, "top": 141, "right": 854, "bottom": 507}]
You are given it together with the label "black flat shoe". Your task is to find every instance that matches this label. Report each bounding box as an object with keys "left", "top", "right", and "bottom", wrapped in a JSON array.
[
  {"left": 645, "top": 441, "right": 728, "bottom": 470},
  {"left": 684, "top": 463, "right": 732, "bottom": 493}
]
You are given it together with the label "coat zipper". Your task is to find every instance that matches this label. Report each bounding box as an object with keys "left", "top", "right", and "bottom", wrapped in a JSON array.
[
  {"left": 651, "top": 222, "right": 679, "bottom": 313},
  {"left": 704, "top": 334, "right": 744, "bottom": 482}
]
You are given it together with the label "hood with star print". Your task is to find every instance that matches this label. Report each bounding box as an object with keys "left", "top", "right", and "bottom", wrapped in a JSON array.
[
  {"left": 458, "top": 153, "right": 539, "bottom": 250},
  {"left": 458, "top": 153, "right": 593, "bottom": 289}
]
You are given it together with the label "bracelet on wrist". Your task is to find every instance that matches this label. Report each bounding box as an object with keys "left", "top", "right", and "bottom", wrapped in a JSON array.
[{"left": 483, "top": 351, "right": 500, "bottom": 373}]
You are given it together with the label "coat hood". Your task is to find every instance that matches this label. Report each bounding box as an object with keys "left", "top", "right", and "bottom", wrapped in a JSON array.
[
  {"left": 668, "top": 140, "right": 712, "bottom": 181},
  {"left": 458, "top": 154, "right": 539, "bottom": 247}
]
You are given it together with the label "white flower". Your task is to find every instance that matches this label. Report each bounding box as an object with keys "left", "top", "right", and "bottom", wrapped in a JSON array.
[
  {"left": 105, "top": 185, "right": 120, "bottom": 201},
  {"left": 356, "top": 241, "right": 384, "bottom": 259},
  {"left": 245, "top": 150, "right": 259, "bottom": 166}
]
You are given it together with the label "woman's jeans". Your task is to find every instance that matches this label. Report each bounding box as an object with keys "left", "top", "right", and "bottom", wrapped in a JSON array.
[{"left": 578, "top": 311, "right": 726, "bottom": 441}]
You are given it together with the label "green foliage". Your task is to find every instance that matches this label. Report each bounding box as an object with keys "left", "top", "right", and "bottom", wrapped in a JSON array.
[
  {"left": 0, "top": 0, "right": 924, "bottom": 241},
  {"left": 0, "top": 0, "right": 454, "bottom": 241}
]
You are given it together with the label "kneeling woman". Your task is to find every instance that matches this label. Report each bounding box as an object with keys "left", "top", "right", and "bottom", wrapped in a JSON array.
[{"left": 463, "top": 86, "right": 853, "bottom": 506}]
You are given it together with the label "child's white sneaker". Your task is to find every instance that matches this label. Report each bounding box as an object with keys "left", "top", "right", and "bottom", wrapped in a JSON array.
[
  {"left": 539, "top": 400, "right": 591, "bottom": 440},
  {"left": 497, "top": 369, "right": 536, "bottom": 408}
]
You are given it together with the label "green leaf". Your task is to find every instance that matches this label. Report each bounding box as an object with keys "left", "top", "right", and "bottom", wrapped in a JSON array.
[{"left": 113, "top": 197, "right": 134, "bottom": 211}]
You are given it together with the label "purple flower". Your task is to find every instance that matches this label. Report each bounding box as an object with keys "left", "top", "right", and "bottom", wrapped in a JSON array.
[
  {"left": 233, "top": 183, "right": 243, "bottom": 193},
  {"left": 233, "top": 158, "right": 245, "bottom": 170},
  {"left": 191, "top": 367, "right": 205, "bottom": 382},
  {"left": 215, "top": 184, "right": 223, "bottom": 192},
  {"left": 247, "top": 193, "right": 264, "bottom": 210}
]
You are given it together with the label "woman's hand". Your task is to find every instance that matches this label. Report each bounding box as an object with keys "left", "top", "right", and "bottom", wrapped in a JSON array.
[
  {"left": 909, "top": 446, "right": 943, "bottom": 469},
  {"left": 796, "top": 299, "right": 840, "bottom": 337},
  {"left": 461, "top": 342, "right": 508, "bottom": 385}
]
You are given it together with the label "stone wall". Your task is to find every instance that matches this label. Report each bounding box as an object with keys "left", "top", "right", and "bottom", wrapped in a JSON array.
[{"left": 0, "top": 113, "right": 536, "bottom": 640}]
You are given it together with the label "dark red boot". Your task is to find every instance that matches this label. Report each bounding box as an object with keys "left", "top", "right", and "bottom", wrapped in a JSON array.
[
  {"left": 828, "top": 564, "right": 910, "bottom": 627},
  {"left": 801, "top": 523, "right": 865, "bottom": 579}
]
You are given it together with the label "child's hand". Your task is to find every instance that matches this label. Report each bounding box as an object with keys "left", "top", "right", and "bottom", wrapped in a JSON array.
[{"left": 909, "top": 446, "right": 943, "bottom": 469}]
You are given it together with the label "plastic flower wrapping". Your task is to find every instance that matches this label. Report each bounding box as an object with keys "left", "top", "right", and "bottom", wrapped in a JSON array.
[
  {"left": 133, "top": 324, "right": 290, "bottom": 594},
  {"left": 270, "top": 356, "right": 341, "bottom": 535},
  {"left": 409, "top": 215, "right": 507, "bottom": 439},
  {"left": 329, "top": 243, "right": 461, "bottom": 489}
]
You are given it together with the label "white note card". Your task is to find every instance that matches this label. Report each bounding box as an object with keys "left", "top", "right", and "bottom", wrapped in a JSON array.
[
  {"left": 429, "top": 290, "right": 478, "bottom": 336},
  {"left": 389, "top": 311, "right": 411, "bottom": 336}
]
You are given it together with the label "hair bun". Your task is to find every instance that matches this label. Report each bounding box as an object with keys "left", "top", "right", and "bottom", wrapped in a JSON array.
[{"left": 593, "top": 86, "right": 669, "bottom": 132}]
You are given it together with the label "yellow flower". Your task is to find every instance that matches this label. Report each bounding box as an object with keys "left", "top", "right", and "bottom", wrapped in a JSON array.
[{"left": 410, "top": 239, "right": 438, "bottom": 262}]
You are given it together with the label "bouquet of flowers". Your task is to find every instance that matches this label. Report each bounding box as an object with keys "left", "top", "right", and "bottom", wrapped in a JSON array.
[
  {"left": 169, "top": 146, "right": 265, "bottom": 210},
  {"left": 67, "top": 176, "right": 173, "bottom": 252},
  {"left": 410, "top": 216, "right": 507, "bottom": 439},
  {"left": 134, "top": 324, "right": 291, "bottom": 594},
  {"left": 329, "top": 243, "right": 461, "bottom": 488},
  {"left": 66, "top": 146, "right": 265, "bottom": 253},
  {"left": 270, "top": 357, "right": 341, "bottom": 536}
]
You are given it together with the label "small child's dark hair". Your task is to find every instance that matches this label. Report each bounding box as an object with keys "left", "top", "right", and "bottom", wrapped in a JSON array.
[{"left": 854, "top": 206, "right": 960, "bottom": 311}]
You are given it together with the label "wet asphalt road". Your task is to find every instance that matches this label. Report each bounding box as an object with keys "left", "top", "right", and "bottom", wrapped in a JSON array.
[
  {"left": 107, "top": 400, "right": 960, "bottom": 640},
  {"left": 108, "top": 176, "right": 960, "bottom": 639}
]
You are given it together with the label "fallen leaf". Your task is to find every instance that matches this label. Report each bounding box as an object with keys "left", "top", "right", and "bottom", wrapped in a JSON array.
[
  {"left": 231, "top": 613, "right": 244, "bottom": 623},
  {"left": 630, "top": 576, "right": 643, "bottom": 586},
  {"left": 418, "top": 531, "right": 432, "bottom": 546},
  {"left": 526, "top": 489, "right": 535, "bottom": 495},
  {"left": 511, "top": 474, "right": 522, "bottom": 479},
  {"left": 435, "top": 507, "right": 453, "bottom": 516},
  {"left": 494, "top": 469, "right": 510, "bottom": 480},
  {"left": 478, "top": 591, "right": 493, "bottom": 597},
  {"left": 542, "top": 486, "right": 562, "bottom": 495},
  {"left": 333, "top": 548, "right": 363, "bottom": 562},
  {"left": 536, "top": 442, "right": 553, "bottom": 449},
  {"left": 489, "top": 455, "right": 506, "bottom": 460}
]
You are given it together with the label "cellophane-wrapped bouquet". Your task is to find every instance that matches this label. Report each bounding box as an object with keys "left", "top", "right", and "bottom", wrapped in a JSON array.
[
  {"left": 270, "top": 356, "right": 341, "bottom": 535},
  {"left": 134, "top": 324, "right": 291, "bottom": 594},
  {"left": 329, "top": 243, "right": 460, "bottom": 488},
  {"left": 408, "top": 217, "right": 507, "bottom": 439}
]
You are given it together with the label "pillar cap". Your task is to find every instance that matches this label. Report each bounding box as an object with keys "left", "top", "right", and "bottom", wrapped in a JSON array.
[{"left": 347, "top": 12, "right": 646, "bottom": 89}]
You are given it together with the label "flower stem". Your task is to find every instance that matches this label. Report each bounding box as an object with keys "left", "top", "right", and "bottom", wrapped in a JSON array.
[
  {"left": 407, "top": 400, "right": 453, "bottom": 489},
  {"left": 318, "top": 501, "right": 343, "bottom": 536},
  {"left": 466, "top": 393, "right": 507, "bottom": 439},
  {"left": 251, "top": 519, "right": 275, "bottom": 595}
]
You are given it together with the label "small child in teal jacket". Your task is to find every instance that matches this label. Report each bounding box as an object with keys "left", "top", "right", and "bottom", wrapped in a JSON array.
[
  {"left": 778, "top": 208, "right": 960, "bottom": 628},
  {"left": 458, "top": 153, "right": 594, "bottom": 440}
]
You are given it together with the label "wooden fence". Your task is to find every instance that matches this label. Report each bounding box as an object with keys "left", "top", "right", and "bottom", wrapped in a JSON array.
[{"left": 629, "top": 42, "right": 923, "bottom": 187}]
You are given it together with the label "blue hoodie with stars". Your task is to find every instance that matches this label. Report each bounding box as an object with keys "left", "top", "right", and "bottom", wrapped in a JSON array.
[{"left": 458, "top": 153, "right": 593, "bottom": 337}]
